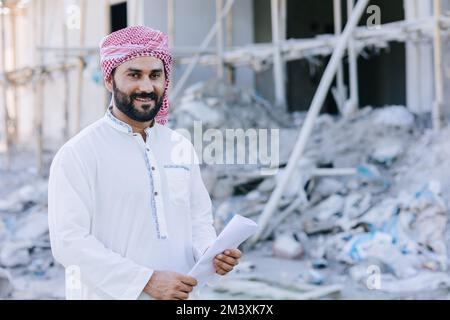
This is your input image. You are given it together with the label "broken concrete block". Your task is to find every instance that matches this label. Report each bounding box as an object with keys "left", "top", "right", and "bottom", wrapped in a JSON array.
[
  {"left": 307, "top": 269, "right": 325, "bottom": 285},
  {"left": 0, "top": 268, "right": 13, "bottom": 298},
  {"left": 0, "top": 219, "right": 7, "bottom": 242},
  {"left": 313, "top": 178, "right": 346, "bottom": 199},
  {"left": 0, "top": 240, "right": 32, "bottom": 268},
  {"left": 272, "top": 233, "right": 304, "bottom": 260},
  {"left": 344, "top": 193, "right": 372, "bottom": 219},
  {"left": 372, "top": 105, "right": 414, "bottom": 128},
  {"left": 14, "top": 212, "right": 49, "bottom": 241},
  {"left": 371, "top": 138, "right": 404, "bottom": 165},
  {"left": 312, "top": 258, "right": 328, "bottom": 269},
  {"left": 309, "top": 194, "right": 345, "bottom": 221}
]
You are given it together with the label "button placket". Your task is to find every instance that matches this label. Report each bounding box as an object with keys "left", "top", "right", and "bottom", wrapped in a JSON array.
[{"left": 145, "top": 147, "right": 167, "bottom": 239}]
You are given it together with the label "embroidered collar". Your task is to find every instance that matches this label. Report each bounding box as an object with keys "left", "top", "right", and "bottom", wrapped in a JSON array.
[{"left": 104, "top": 105, "right": 155, "bottom": 137}]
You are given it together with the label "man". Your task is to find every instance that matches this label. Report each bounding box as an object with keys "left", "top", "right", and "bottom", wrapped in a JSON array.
[{"left": 48, "top": 26, "right": 241, "bottom": 300}]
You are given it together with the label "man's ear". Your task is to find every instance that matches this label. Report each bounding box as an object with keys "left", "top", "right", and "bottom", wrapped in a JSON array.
[
  {"left": 104, "top": 74, "right": 115, "bottom": 93},
  {"left": 104, "top": 76, "right": 113, "bottom": 93}
]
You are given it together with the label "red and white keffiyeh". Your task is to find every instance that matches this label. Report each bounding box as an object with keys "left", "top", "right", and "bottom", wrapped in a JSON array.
[{"left": 100, "top": 26, "right": 172, "bottom": 125}]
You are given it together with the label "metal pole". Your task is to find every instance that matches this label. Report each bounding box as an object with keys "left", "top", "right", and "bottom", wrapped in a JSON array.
[
  {"left": 226, "top": 0, "right": 235, "bottom": 84},
  {"left": 333, "top": 0, "right": 346, "bottom": 114},
  {"left": 62, "top": 2, "right": 70, "bottom": 142},
  {"left": 345, "top": 0, "right": 359, "bottom": 116},
  {"left": 433, "top": 0, "right": 444, "bottom": 130},
  {"left": 1, "top": 0, "right": 11, "bottom": 169},
  {"left": 216, "top": 0, "right": 225, "bottom": 79},
  {"left": 11, "top": 5, "right": 19, "bottom": 145},
  {"left": 75, "top": 0, "right": 86, "bottom": 133},
  {"left": 36, "top": 0, "right": 45, "bottom": 174},
  {"left": 271, "top": 0, "right": 286, "bottom": 108},
  {"left": 248, "top": 0, "right": 370, "bottom": 246},
  {"left": 104, "top": 0, "right": 111, "bottom": 110},
  {"left": 167, "top": 0, "right": 175, "bottom": 48}
]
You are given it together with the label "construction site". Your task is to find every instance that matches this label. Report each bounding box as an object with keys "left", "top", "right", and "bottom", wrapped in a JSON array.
[{"left": 1, "top": 0, "right": 450, "bottom": 300}]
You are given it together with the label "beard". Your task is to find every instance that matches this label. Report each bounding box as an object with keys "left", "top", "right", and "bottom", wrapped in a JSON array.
[{"left": 112, "top": 78, "right": 164, "bottom": 122}]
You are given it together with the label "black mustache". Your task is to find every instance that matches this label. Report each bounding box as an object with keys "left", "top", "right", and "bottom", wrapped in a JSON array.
[{"left": 131, "top": 92, "right": 157, "bottom": 100}]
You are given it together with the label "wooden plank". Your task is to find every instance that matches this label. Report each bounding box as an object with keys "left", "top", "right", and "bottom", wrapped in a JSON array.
[
  {"left": 345, "top": 0, "right": 359, "bottom": 116},
  {"left": 226, "top": 0, "right": 235, "bottom": 84},
  {"left": 433, "top": 0, "right": 444, "bottom": 130},
  {"left": 62, "top": 1, "right": 70, "bottom": 142},
  {"left": 167, "top": 0, "right": 175, "bottom": 48},
  {"left": 10, "top": 5, "right": 19, "bottom": 145},
  {"left": 1, "top": 1, "right": 11, "bottom": 169},
  {"left": 212, "top": 278, "right": 342, "bottom": 300},
  {"left": 333, "top": 0, "right": 346, "bottom": 114},
  {"left": 75, "top": 0, "right": 86, "bottom": 133},
  {"left": 271, "top": 0, "right": 286, "bottom": 108}
]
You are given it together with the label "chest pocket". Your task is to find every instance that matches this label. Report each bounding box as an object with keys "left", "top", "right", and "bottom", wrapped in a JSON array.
[{"left": 163, "top": 165, "right": 190, "bottom": 207}]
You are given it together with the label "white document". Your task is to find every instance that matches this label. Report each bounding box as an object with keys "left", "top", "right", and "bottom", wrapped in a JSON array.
[{"left": 189, "top": 214, "right": 258, "bottom": 291}]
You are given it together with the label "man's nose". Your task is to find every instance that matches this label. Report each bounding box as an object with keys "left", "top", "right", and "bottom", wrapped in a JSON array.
[{"left": 137, "top": 77, "right": 154, "bottom": 93}]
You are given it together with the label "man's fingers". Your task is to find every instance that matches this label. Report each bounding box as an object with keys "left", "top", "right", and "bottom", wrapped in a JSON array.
[
  {"left": 216, "top": 254, "right": 238, "bottom": 266},
  {"left": 224, "top": 249, "right": 242, "bottom": 259},
  {"left": 216, "top": 268, "right": 227, "bottom": 275},
  {"left": 179, "top": 283, "right": 193, "bottom": 293},
  {"left": 179, "top": 275, "right": 198, "bottom": 287},
  {"left": 174, "top": 291, "right": 189, "bottom": 300},
  {"left": 215, "top": 258, "right": 234, "bottom": 272}
]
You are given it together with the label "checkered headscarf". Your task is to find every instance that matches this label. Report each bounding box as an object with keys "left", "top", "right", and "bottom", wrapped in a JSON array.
[{"left": 100, "top": 26, "right": 172, "bottom": 125}]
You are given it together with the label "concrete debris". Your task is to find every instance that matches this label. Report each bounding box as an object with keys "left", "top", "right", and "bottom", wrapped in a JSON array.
[
  {"left": 0, "top": 268, "right": 13, "bottom": 298},
  {"left": 14, "top": 212, "right": 49, "bottom": 241},
  {"left": 309, "top": 194, "right": 345, "bottom": 222},
  {"left": 378, "top": 272, "right": 450, "bottom": 293},
  {"left": 1, "top": 94, "right": 449, "bottom": 299},
  {"left": 234, "top": 261, "right": 256, "bottom": 274},
  {"left": 370, "top": 138, "right": 404, "bottom": 166},
  {"left": 307, "top": 269, "right": 325, "bottom": 285},
  {"left": 210, "top": 277, "right": 341, "bottom": 300},
  {"left": 311, "top": 258, "right": 328, "bottom": 269},
  {"left": 310, "top": 178, "right": 346, "bottom": 201},
  {"left": 371, "top": 105, "right": 415, "bottom": 128},
  {"left": 184, "top": 101, "right": 450, "bottom": 299},
  {"left": 0, "top": 180, "right": 48, "bottom": 214},
  {"left": 0, "top": 241, "right": 32, "bottom": 268},
  {"left": 0, "top": 170, "right": 61, "bottom": 298},
  {"left": 272, "top": 233, "right": 304, "bottom": 260},
  {"left": 171, "top": 80, "right": 290, "bottom": 131}
]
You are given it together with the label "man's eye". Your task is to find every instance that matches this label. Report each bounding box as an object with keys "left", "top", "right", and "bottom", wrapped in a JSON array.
[
  {"left": 129, "top": 73, "right": 140, "bottom": 78},
  {"left": 151, "top": 73, "right": 161, "bottom": 79}
]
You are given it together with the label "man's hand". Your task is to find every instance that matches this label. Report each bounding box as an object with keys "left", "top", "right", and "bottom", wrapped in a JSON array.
[
  {"left": 143, "top": 270, "right": 197, "bottom": 300},
  {"left": 214, "top": 249, "right": 242, "bottom": 276}
]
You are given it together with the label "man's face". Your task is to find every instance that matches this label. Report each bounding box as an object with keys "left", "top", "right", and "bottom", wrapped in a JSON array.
[{"left": 107, "top": 56, "right": 166, "bottom": 122}]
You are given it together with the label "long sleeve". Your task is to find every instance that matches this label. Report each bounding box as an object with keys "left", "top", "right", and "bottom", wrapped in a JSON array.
[
  {"left": 189, "top": 153, "right": 217, "bottom": 262},
  {"left": 48, "top": 145, "right": 153, "bottom": 300}
]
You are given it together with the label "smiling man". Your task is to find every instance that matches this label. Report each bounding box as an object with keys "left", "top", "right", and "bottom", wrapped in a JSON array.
[{"left": 48, "top": 26, "right": 241, "bottom": 300}]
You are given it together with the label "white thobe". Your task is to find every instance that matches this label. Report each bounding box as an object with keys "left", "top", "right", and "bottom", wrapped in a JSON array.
[{"left": 48, "top": 107, "right": 217, "bottom": 300}]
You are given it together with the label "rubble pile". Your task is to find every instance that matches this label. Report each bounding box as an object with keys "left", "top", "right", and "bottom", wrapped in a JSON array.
[
  {"left": 0, "top": 157, "right": 64, "bottom": 299},
  {"left": 0, "top": 79, "right": 449, "bottom": 299},
  {"left": 175, "top": 89, "right": 450, "bottom": 298}
]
